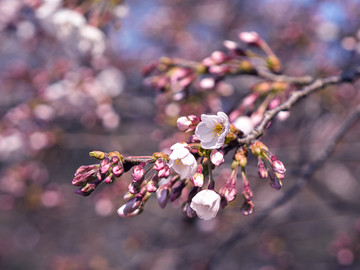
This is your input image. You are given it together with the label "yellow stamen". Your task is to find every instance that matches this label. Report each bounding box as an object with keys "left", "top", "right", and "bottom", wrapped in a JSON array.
[
  {"left": 211, "top": 123, "right": 224, "bottom": 138},
  {"left": 175, "top": 158, "right": 185, "bottom": 168}
]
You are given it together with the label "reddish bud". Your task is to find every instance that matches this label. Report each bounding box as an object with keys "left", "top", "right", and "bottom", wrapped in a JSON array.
[
  {"left": 132, "top": 164, "right": 145, "bottom": 182},
  {"left": 272, "top": 159, "right": 286, "bottom": 174},
  {"left": 154, "top": 158, "right": 166, "bottom": 171},
  {"left": 100, "top": 158, "right": 111, "bottom": 174},
  {"left": 258, "top": 159, "right": 268, "bottom": 179},
  {"left": 112, "top": 164, "right": 124, "bottom": 177},
  {"left": 158, "top": 165, "right": 170, "bottom": 178}
]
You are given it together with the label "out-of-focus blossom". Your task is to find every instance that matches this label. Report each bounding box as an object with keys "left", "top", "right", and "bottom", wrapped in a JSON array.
[
  {"left": 168, "top": 143, "right": 197, "bottom": 179},
  {"left": 233, "top": 116, "right": 254, "bottom": 135},
  {"left": 195, "top": 112, "right": 230, "bottom": 149},
  {"left": 190, "top": 189, "right": 221, "bottom": 220}
]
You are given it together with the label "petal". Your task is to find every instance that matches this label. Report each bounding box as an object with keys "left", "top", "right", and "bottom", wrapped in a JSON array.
[
  {"left": 179, "top": 166, "right": 190, "bottom": 179},
  {"left": 201, "top": 114, "right": 219, "bottom": 128},
  {"left": 195, "top": 123, "right": 213, "bottom": 142},
  {"left": 200, "top": 138, "right": 218, "bottom": 149},
  {"left": 181, "top": 153, "right": 196, "bottom": 166}
]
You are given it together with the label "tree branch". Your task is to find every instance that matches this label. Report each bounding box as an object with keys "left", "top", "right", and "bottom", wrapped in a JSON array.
[
  {"left": 207, "top": 102, "right": 360, "bottom": 270},
  {"left": 238, "top": 71, "right": 360, "bottom": 145}
]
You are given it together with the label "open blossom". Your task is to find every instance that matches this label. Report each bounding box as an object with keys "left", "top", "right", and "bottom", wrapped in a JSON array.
[
  {"left": 195, "top": 112, "right": 230, "bottom": 149},
  {"left": 168, "top": 143, "right": 197, "bottom": 179},
  {"left": 190, "top": 189, "right": 221, "bottom": 220}
]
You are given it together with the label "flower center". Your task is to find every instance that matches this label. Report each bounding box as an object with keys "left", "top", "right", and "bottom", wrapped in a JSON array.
[
  {"left": 175, "top": 158, "right": 185, "bottom": 168},
  {"left": 211, "top": 123, "right": 224, "bottom": 138}
]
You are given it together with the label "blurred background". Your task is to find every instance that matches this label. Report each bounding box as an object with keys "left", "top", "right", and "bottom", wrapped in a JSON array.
[{"left": 1, "top": 0, "right": 360, "bottom": 269}]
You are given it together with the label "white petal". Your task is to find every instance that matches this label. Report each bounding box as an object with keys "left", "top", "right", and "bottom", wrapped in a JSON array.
[
  {"left": 200, "top": 138, "right": 218, "bottom": 149},
  {"left": 181, "top": 153, "right": 196, "bottom": 166},
  {"left": 195, "top": 123, "right": 213, "bottom": 142},
  {"left": 179, "top": 166, "right": 190, "bottom": 179}
]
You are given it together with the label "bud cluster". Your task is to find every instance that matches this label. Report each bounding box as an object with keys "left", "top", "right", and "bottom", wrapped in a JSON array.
[
  {"left": 250, "top": 141, "right": 286, "bottom": 190},
  {"left": 73, "top": 112, "right": 287, "bottom": 220},
  {"left": 73, "top": 151, "right": 124, "bottom": 196}
]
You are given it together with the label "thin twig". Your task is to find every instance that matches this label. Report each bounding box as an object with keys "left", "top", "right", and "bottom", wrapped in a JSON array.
[
  {"left": 238, "top": 73, "right": 360, "bottom": 145},
  {"left": 207, "top": 103, "right": 360, "bottom": 270}
]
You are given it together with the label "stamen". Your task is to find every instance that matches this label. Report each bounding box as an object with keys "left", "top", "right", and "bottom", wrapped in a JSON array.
[
  {"left": 175, "top": 158, "right": 185, "bottom": 168},
  {"left": 211, "top": 123, "right": 224, "bottom": 138}
]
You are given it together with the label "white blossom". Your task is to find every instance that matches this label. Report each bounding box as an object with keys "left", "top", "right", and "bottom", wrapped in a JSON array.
[
  {"left": 195, "top": 111, "right": 230, "bottom": 149},
  {"left": 233, "top": 116, "right": 254, "bottom": 135},
  {"left": 190, "top": 190, "right": 221, "bottom": 220},
  {"left": 168, "top": 143, "right": 197, "bottom": 179}
]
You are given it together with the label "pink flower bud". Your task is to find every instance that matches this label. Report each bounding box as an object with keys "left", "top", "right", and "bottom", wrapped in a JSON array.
[
  {"left": 176, "top": 115, "right": 199, "bottom": 132},
  {"left": 239, "top": 31, "right": 260, "bottom": 45},
  {"left": 154, "top": 159, "right": 166, "bottom": 171},
  {"left": 210, "top": 149, "right": 225, "bottom": 167},
  {"left": 132, "top": 165, "right": 145, "bottom": 182},
  {"left": 191, "top": 173, "right": 204, "bottom": 187},
  {"left": 257, "top": 159, "right": 268, "bottom": 179},
  {"left": 158, "top": 165, "right": 170, "bottom": 178},
  {"left": 202, "top": 57, "right": 215, "bottom": 67},
  {"left": 111, "top": 156, "right": 120, "bottom": 164},
  {"left": 100, "top": 158, "right": 111, "bottom": 174},
  {"left": 199, "top": 77, "right": 216, "bottom": 90},
  {"left": 219, "top": 177, "right": 237, "bottom": 202},
  {"left": 147, "top": 180, "right": 158, "bottom": 193},
  {"left": 112, "top": 164, "right": 124, "bottom": 177},
  {"left": 272, "top": 159, "right": 286, "bottom": 174},
  {"left": 104, "top": 175, "right": 113, "bottom": 183},
  {"left": 277, "top": 111, "right": 290, "bottom": 121},
  {"left": 223, "top": 40, "right": 238, "bottom": 50},
  {"left": 177, "top": 116, "right": 192, "bottom": 132},
  {"left": 210, "top": 51, "right": 228, "bottom": 64},
  {"left": 209, "top": 65, "right": 229, "bottom": 76}
]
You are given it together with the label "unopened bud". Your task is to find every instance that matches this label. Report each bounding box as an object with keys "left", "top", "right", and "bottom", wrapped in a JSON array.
[
  {"left": 156, "top": 186, "right": 170, "bottom": 208},
  {"left": 112, "top": 155, "right": 120, "bottom": 164},
  {"left": 239, "top": 31, "right": 260, "bottom": 45},
  {"left": 258, "top": 159, "right": 268, "bottom": 179},
  {"left": 272, "top": 159, "right": 286, "bottom": 174},
  {"left": 154, "top": 158, "right": 166, "bottom": 171},
  {"left": 147, "top": 180, "right": 158, "bottom": 193},
  {"left": 132, "top": 164, "right": 145, "bottom": 182},
  {"left": 266, "top": 55, "right": 282, "bottom": 73},
  {"left": 210, "top": 51, "right": 228, "bottom": 64},
  {"left": 117, "top": 204, "right": 142, "bottom": 217},
  {"left": 199, "top": 77, "right": 216, "bottom": 90},
  {"left": 183, "top": 203, "right": 196, "bottom": 218},
  {"left": 122, "top": 197, "right": 142, "bottom": 215},
  {"left": 210, "top": 150, "right": 225, "bottom": 167},
  {"left": 158, "top": 165, "right": 170, "bottom": 178},
  {"left": 128, "top": 182, "right": 139, "bottom": 194},
  {"left": 112, "top": 164, "right": 124, "bottom": 177},
  {"left": 241, "top": 200, "right": 254, "bottom": 216},
  {"left": 100, "top": 158, "right": 111, "bottom": 174},
  {"left": 176, "top": 115, "right": 199, "bottom": 132},
  {"left": 89, "top": 151, "right": 106, "bottom": 160},
  {"left": 191, "top": 172, "right": 204, "bottom": 187}
]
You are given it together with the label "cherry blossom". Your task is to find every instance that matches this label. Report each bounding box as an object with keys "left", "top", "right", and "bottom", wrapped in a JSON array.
[
  {"left": 190, "top": 189, "right": 221, "bottom": 220},
  {"left": 195, "top": 112, "right": 230, "bottom": 149},
  {"left": 168, "top": 143, "right": 197, "bottom": 179}
]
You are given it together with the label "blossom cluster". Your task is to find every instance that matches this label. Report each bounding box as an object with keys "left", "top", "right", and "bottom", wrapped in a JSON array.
[{"left": 73, "top": 111, "right": 286, "bottom": 220}]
